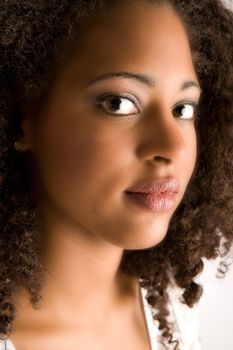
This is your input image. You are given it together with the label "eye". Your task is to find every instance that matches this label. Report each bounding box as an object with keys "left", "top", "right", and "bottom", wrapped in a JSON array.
[
  {"left": 172, "top": 102, "right": 198, "bottom": 120},
  {"left": 95, "top": 93, "right": 139, "bottom": 118}
]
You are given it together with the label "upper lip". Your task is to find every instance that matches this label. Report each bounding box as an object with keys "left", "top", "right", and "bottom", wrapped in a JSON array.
[{"left": 125, "top": 178, "right": 180, "bottom": 194}]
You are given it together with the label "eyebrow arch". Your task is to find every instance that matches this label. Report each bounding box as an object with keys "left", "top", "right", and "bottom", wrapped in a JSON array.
[{"left": 84, "top": 71, "right": 202, "bottom": 94}]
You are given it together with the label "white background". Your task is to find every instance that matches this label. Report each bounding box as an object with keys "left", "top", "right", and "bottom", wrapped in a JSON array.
[
  {"left": 195, "top": 247, "right": 233, "bottom": 350},
  {"left": 223, "top": 0, "right": 233, "bottom": 10}
]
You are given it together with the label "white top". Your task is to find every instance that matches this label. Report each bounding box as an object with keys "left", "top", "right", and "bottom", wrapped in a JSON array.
[
  {"left": 140, "top": 284, "right": 202, "bottom": 349},
  {"left": 0, "top": 283, "right": 202, "bottom": 350}
]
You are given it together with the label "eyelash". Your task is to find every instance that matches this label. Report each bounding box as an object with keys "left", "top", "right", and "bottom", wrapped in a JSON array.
[{"left": 95, "top": 93, "right": 200, "bottom": 121}]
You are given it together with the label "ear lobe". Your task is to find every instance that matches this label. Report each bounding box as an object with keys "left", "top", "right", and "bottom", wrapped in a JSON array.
[{"left": 14, "top": 114, "right": 34, "bottom": 152}]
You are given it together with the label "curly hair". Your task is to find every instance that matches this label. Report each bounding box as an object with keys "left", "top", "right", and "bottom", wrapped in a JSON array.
[{"left": 0, "top": 0, "right": 233, "bottom": 349}]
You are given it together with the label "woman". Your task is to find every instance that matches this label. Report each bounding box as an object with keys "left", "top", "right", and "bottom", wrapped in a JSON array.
[{"left": 0, "top": 0, "right": 233, "bottom": 349}]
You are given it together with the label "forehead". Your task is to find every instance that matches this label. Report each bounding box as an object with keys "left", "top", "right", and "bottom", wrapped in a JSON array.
[{"left": 57, "top": 2, "right": 197, "bottom": 89}]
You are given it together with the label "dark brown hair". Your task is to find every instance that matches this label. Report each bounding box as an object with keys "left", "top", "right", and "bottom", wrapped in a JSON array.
[{"left": 0, "top": 0, "right": 233, "bottom": 349}]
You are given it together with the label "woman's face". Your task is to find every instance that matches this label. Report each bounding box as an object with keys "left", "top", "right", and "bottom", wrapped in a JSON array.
[{"left": 23, "top": 2, "right": 201, "bottom": 249}]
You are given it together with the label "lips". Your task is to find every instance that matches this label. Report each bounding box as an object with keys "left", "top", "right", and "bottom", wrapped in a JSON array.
[
  {"left": 125, "top": 178, "right": 180, "bottom": 195},
  {"left": 124, "top": 178, "right": 179, "bottom": 212},
  {"left": 126, "top": 192, "right": 176, "bottom": 211}
]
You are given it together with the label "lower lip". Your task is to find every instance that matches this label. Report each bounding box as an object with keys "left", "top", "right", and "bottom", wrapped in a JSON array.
[{"left": 125, "top": 192, "right": 176, "bottom": 212}]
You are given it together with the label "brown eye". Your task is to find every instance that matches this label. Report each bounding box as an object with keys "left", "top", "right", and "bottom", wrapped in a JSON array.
[
  {"left": 173, "top": 102, "right": 198, "bottom": 120},
  {"left": 96, "top": 94, "right": 139, "bottom": 117}
]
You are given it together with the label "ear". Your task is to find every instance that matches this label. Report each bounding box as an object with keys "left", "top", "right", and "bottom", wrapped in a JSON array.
[{"left": 14, "top": 102, "right": 35, "bottom": 152}]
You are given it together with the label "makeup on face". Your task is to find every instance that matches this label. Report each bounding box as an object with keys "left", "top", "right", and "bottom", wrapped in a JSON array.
[{"left": 27, "top": 3, "right": 199, "bottom": 251}]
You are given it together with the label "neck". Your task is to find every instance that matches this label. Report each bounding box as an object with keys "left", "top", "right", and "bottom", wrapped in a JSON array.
[{"left": 12, "top": 198, "right": 139, "bottom": 329}]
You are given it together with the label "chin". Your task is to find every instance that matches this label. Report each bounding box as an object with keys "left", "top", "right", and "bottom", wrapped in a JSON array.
[{"left": 110, "top": 229, "right": 168, "bottom": 250}]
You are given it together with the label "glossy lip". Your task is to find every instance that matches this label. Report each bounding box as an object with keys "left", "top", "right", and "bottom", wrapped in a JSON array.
[
  {"left": 125, "top": 178, "right": 180, "bottom": 195},
  {"left": 125, "top": 192, "right": 176, "bottom": 212}
]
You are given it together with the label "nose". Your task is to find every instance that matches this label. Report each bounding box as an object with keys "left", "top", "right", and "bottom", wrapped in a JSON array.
[{"left": 136, "top": 104, "right": 186, "bottom": 164}]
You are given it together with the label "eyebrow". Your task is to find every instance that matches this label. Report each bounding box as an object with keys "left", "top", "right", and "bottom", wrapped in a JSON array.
[{"left": 84, "top": 71, "right": 202, "bottom": 94}]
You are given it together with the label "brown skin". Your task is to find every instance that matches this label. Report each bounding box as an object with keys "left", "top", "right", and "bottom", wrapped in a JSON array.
[{"left": 11, "top": 2, "right": 200, "bottom": 349}]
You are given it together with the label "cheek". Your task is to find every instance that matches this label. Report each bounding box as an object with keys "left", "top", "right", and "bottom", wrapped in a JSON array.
[
  {"left": 31, "top": 116, "right": 127, "bottom": 203},
  {"left": 185, "top": 127, "right": 197, "bottom": 179},
  {"left": 191, "top": 128, "right": 197, "bottom": 164}
]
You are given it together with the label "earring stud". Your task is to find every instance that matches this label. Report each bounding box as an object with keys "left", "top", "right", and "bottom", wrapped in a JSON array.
[{"left": 14, "top": 141, "right": 24, "bottom": 151}]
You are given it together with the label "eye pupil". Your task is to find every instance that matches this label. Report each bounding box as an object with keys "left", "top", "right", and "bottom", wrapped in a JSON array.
[
  {"left": 174, "top": 104, "right": 194, "bottom": 119},
  {"left": 98, "top": 94, "right": 137, "bottom": 116},
  {"left": 106, "top": 97, "right": 121, "bottom": 111},
  {"left": 175, "top": 105, "right": 183, "bottom": 113}
]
